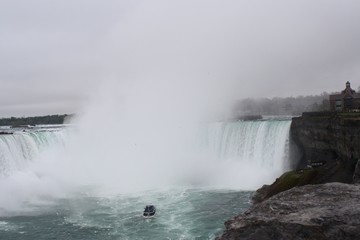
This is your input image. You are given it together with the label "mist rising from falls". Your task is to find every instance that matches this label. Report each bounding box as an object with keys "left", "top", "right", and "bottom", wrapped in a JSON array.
[
  {"left": 0, "top": 78, "right": 292, "bottom": 215},
  {"left": 0, "top": 118, "right": 291, "bottom": 215},
  {"left": 0, "top": 130, "right": 69, "bottom": 215}
]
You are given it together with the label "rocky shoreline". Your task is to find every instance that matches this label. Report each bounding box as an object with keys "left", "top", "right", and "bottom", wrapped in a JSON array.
[
  {"left": 218, "top": 183, "right": 360, "bottom": 240},
  {"left": 218, "top": 112, "right": 360, "bottom": 239}
]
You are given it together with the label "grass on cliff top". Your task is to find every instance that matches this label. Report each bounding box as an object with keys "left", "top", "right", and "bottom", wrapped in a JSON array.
[{"left": 265, "top": 169, "right": 318, "bottom": 199}]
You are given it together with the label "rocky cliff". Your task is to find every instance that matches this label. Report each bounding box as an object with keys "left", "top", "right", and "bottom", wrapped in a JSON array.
[
  {"left": 290, "top": 112, "right": 360, "bottom": 172},
  {"left": 218, "top": 183, "right": 360, "bottom": 240},
  {"left": 218, "top": 112, "right": 360, "bottom": 239}
]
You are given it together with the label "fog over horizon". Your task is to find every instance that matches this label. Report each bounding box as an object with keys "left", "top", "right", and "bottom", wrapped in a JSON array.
[{"left": 1, "top": 0, "right": 360, "bottom": 117}]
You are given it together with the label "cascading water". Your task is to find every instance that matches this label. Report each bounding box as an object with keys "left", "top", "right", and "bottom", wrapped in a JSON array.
[
  {"left": 204, "top": 119, "right": 291, "bottom": 169},
  {"left": 0, "top": 130, "right": 66, "bottom": 177},
  {"left": 0, "top": 120, "right": 291, "bottom": 191},
  {"left": 191, "top": 119, "right": 292, "bottom": 190}
]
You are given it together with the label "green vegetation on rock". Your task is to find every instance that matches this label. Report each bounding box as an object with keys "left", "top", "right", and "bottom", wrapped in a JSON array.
[
  {"left": 265, "top": 169, "right": 318, "bottom": 198},
  {"left": 253, "top": 160, "right": 356, "bottom": 204}
]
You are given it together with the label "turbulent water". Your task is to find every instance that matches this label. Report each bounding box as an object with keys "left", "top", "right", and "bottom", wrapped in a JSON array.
[
  {"left": 0, "top": 189, "right": 252, "bottom": 240},
  {"left": 0, "top": 119, "right": 291, "bottom": 239}
]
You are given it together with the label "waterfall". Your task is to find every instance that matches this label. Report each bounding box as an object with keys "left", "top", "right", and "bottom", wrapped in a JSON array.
[
  {"left": 0, "top": 130, "right": 66, "bottom": 177},
  {"left": 0, "top": 120, "right": 292, "bottom": 180},
  {"left": 0, "top": 119, "right": 291, "bottom": 195},
  {"left": 203, "top": 119, "right": 291, "bottom": 176}
]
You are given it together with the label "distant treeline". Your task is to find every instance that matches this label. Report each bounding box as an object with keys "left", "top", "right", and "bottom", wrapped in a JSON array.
[
  {"left": 0, "top": 114, "right": 73, "bottom": 126},
  {"left": 233, "top": 92, "right": 331, "bottom": 116}
]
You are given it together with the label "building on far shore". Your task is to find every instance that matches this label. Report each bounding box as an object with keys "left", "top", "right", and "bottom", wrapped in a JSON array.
[{"left": 329, "top": 81, "right": 360, "bottom": 111}]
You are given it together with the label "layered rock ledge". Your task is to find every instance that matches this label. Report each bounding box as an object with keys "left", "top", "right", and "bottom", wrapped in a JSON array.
[
  {"left": 218, "top": 183, "right": 360, "bottom": 240},
  {"left": 290, "top": 112, "right": 360, "bottom": 171}
]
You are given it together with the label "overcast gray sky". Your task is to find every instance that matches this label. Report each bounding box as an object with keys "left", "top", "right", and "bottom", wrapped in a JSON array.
[{"left": 1, "top": 0, "right": 360, "bottom": 117}]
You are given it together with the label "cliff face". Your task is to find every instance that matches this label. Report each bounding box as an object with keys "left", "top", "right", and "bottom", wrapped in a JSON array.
[{"left": 290, "top": 112, "right": 360, "bottom": 182}]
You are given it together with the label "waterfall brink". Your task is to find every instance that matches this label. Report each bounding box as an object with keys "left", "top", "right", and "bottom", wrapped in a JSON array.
[
  {"left": 0, "top": 131, "right": 66, "bottom": 177},
  {"left": 205, "top": 119, "right": 291, "bottom": 170}
]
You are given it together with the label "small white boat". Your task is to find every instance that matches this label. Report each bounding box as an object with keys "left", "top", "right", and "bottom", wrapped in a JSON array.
[{"left": 143, "top": 205, "right": 156, "bottom": 218}]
